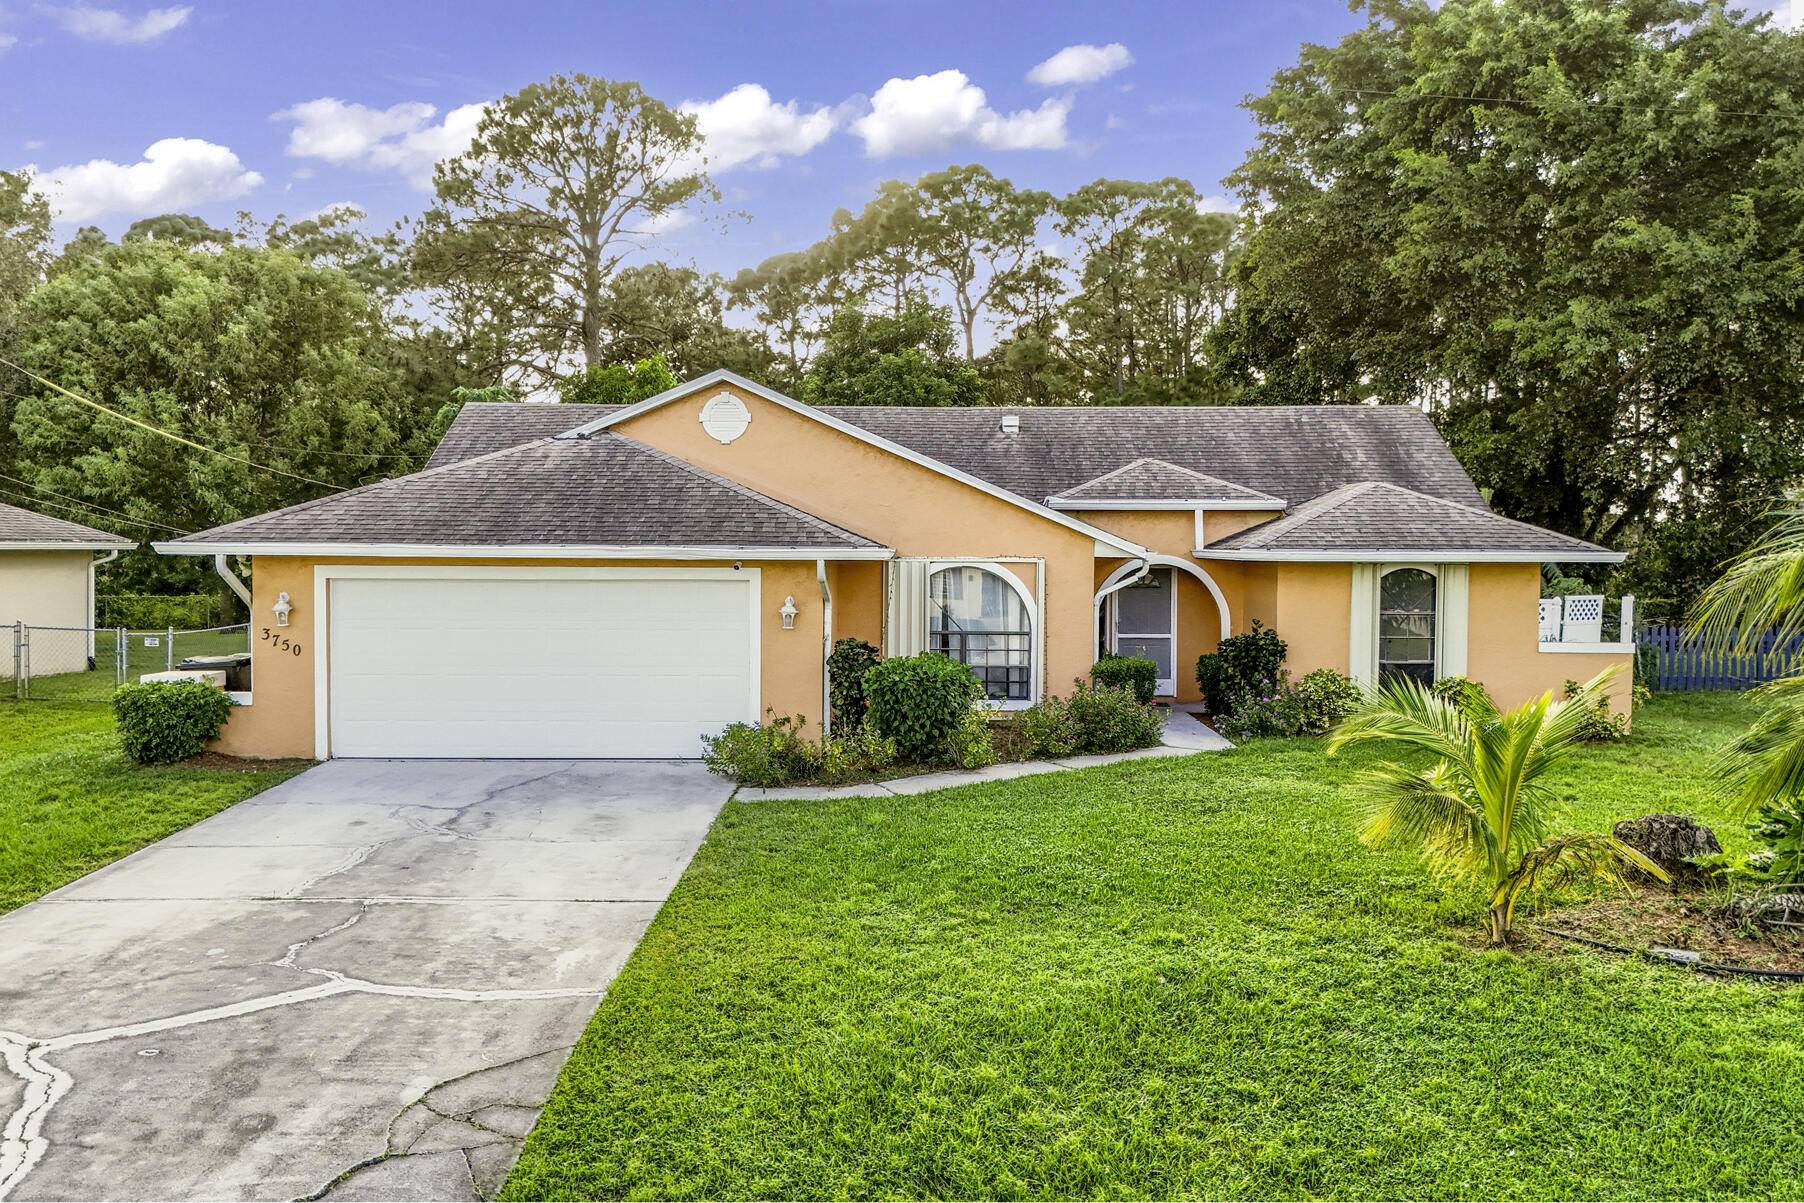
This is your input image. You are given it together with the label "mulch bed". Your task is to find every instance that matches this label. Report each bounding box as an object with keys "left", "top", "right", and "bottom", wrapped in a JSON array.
[
  {"left": 172, "top": 752, "right": 315, "bottom": 773},
  {"left": 1530, "top": 884, "right": 1804, "bottom": 976}
]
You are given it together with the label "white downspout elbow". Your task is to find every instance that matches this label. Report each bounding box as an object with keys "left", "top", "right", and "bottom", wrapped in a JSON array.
[
  {"left": 214, "top": 553, "right": 252, "bottom": 611},
  {"left": 1093, "top": 559, "right": 1152, "bottom": 662},
  {"left": 88, "top": 549, "right": 120, "bottom": 661}
]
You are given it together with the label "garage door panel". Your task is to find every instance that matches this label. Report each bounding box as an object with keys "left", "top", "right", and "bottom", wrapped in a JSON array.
[{"left": 327, "top": 575, "right": 757, "bottom": 759}]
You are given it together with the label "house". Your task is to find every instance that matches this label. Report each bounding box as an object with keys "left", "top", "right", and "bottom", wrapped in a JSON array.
[
  {"left": 1, "top": 501, "right": 135, "bottom": 676},
  {"left": 153, "top": 370, "right": 1634, "bottom": 760}
]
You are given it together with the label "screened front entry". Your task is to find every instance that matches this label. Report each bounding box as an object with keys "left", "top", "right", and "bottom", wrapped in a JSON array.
[
  {"left": 1108, "top": 566, "right": 1176, "bottom": 695},
  {"left": 1378, "top": 567, "right": 1437, "bottom": 684},
  {"left": 928, "top": 565, "right": 1033, "bottom": 701}
]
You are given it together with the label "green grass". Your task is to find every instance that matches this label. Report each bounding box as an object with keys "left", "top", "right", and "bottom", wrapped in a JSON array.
[
  {"left": 0, "top": 702, "right": 305, "bottom": 913},
  {"left": 507, "top": 692, "right": 1804, "bottom": 1201}
]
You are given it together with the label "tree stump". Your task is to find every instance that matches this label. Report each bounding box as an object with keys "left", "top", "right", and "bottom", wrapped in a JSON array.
[{"left": 1613, "top": 814, "right": 1723, "bottom": 882}]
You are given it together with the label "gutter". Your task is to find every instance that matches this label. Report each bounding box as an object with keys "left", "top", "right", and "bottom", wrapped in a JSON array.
[
  {"left": 818, "top": 559, "right": 833, "bottom": 738},
  {"left": 214, "top": 553, "right": 253, "bottom": 611},
  {"left": 1092, "top": 559, "right": 1151, "bottom": 661}
]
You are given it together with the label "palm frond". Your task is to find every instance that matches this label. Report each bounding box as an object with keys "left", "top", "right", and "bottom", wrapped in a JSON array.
[
  {"left": 1690, "top": 493, "right": 1804, "bottom": 657},
  {"left": 1494, "top": 832, "right": 1669, "bottom": 932},
  {"left": 1716, "top": 673, "right": 1804, "bottom": 816},
  {"left": 1357, "top": 759, "right": 1496, "bottom": 878},
  {"left": 1328, "top": 675, "right": 1479, "bottom": 779}
]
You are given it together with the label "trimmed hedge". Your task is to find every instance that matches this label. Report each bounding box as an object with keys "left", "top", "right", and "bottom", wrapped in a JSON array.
[
  {"left": 1093, "top": 653, "right": 1159, "bottom": 704},
  {"left": 863, "top": 651, "right": 982, "bottom": 764},
  {"left": 111, "top": 680, "right": 236, "bottom": 764}
]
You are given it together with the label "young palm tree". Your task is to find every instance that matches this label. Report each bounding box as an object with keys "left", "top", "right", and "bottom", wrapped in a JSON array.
[
  {"left": 1327, "top": 668, "right": 1665, "bottom": 946},
  {"left": 1690, "top": 493, "right": 1804, "bottom": 816}
]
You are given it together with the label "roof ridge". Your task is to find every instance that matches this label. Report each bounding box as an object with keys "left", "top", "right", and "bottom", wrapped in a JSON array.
[
  {"left": 600, "top": 432, "right": 879, "bottom": 547},
  {"left": 1055, "top": 457, "right": 1281, "bottom": 503},
  {"left": 1234, "top": 481, "right": 1381, "bottom": 548},
  {"left": 0, "top": 499, "right": 132, "bottom": 542}
]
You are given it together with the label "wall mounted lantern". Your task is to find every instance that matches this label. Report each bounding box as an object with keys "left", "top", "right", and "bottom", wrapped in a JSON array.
[
  {"left": 273, "top": 591, "right": 294, "bottom": 628},
  {"left": 779, "top": 596, "right": 798, "bottom": 630}
]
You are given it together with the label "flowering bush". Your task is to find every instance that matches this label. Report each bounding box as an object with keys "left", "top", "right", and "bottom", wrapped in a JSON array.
[
  {"left": 1215, "top": 672, "right": 1311, "bottom": 741},
  {"left": 1291, "top": 668, "right": 1361, "bottom": 735},
  {"left": 1018, "top": 679, "right": 1165, "bottom": 757}
]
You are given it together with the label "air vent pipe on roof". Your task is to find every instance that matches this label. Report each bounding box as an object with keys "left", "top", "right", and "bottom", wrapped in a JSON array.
[{"left": 999, "top": 414, "right": 1020, "bottom": 434}]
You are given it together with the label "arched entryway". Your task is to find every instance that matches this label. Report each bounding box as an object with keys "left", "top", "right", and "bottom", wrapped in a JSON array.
[{"left": 1095, "top": 556, "right": 1232, "bottom": 698}]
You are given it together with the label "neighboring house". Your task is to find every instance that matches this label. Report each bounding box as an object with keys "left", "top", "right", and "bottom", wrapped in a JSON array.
[
  {"left": 1, "top": 502, "right": 135, "bottom": 676},
  {"left": 153, "top": 370, "right": 1633, "bottom": 760}
]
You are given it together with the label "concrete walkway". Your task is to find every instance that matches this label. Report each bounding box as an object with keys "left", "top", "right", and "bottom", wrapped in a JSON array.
[
  {"left": 0, "top": 760, "right": 733, "bottom": 1203},
  {"left": 739, "top": 704, "right": 1231, "bottom": 802}
]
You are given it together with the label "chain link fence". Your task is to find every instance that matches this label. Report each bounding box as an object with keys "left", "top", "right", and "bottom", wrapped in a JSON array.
[{"left": 6, "top": 623, "right": 250, "bottom": 702}]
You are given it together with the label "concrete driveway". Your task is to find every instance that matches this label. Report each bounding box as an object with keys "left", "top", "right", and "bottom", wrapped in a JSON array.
[{"left": 0, "top": 759, "right": 732, "bottom": 1202}]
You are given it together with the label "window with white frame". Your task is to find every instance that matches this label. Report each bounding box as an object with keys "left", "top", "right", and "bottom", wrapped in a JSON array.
[
  {"left": 928, "top": 565, "right": 1033, "bottom": 701},
  {"left": 1377, "top": 567, "right": 1438, "bottom": 684}
]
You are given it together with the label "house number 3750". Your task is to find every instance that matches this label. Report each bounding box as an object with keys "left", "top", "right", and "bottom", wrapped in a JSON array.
[{"left": 260, "top": 628, "right": 303, "bottom": 657}]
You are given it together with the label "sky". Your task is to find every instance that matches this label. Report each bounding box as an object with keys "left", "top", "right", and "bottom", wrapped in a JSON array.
[{"left": 3, "top": 0, "right": 1800, "bottom": 282}]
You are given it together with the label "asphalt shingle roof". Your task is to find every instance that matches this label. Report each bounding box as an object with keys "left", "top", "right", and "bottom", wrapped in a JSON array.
[
  {"left": 1204, "top": 482, "right": 1613, "bottom": 557},
  {"left": 0, "top": 501, "right": 134, "bottom": 547},
  {"left": 170, "top": 432, "right": 883, "bottom": 550},
  {"left": 1048, "top": 458, "right": 1286, "bottom": 506},
  {"left": 425, "top": 402, "right": 618, "bottom": 470}
]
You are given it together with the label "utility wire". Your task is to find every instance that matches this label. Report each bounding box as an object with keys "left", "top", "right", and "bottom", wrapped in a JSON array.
[
  {"left": 0, "top": 471, "right": 192, "bottom": 535},
  {"left": 0, "top": 485, "right": 164, "bottom": 536},
  {"left": 1330, "top": 85, "right": 1804, "bottom": 122},
  {"left": 0, "top": 357, "right": 346, "bottom": 491}
]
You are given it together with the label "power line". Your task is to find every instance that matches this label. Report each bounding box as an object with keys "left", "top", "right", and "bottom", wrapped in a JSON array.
[
  {"left": 0, "top": 357, "right": 346, "bottom": 491},
  {"left": 0, "top": 471, "right": 193, "bottom": 535},
  {"left": 1330, "top": 85, "right": 1804, "bottom": 122},
  {"left": 0, "top": 485, "right": 163, "bottom": 537}
]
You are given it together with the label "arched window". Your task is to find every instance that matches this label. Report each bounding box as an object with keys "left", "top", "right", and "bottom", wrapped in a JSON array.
[
  {"left": 928, "top": 565, "right": 1033, "bottom": 701},
  {"left": 1379, "top": 567, "right": 1437, "bottom": 685}
]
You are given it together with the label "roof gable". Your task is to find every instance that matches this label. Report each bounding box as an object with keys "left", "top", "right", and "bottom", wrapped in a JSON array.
[
  {"left": 1046, "top": 459, "right": 1285, "bottom": 509},
  {"left": 425, "top": 401, "right": 619, "bottom": 470},
  {"left": 160, "top": 432, "right": 887, "bottom": 556},
  {"left": 0, "top": 501, "right": 135, "bottom": 549},
  {"left": 1200, "top": 482, "right": 1621, "bottom": 562}
]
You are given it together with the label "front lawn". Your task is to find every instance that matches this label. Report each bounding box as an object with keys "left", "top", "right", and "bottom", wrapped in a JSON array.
[
  {"left": 508, "top": 692, "right": 1804, "bottom": 1201},
  {"left": 0, "top": 702, "right": 306, "bottom": 913}
]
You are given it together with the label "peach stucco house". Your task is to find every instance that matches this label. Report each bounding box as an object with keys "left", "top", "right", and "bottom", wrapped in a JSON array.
[
  {"left": 154, "top": 370, "right": 1634, "bottom": 760},
  {"left": 2, "top": 502, "right": 133, "bottom": 677}
]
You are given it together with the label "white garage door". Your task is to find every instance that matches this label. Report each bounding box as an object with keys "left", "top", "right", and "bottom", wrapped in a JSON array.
[{"left": 326, "top": 573, "right": 757, "bottom": 759}]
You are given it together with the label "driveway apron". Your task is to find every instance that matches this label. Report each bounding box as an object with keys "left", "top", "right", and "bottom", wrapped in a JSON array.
[{"left": 0, "top": 759, "right": 732, "bottom": 1202}]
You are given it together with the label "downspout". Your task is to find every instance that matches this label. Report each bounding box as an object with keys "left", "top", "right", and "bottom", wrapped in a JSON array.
[
  {"left": 214, "top": 553, "right": 252, "bottom": 611},
  {"left": 1093, "top": 558, "right": 1152, "bottom": 663},
  {"left": 88, "top": 549, "right": 120, "bottom": 661},
  {"left": 818, "top": 558, "right": 833, "bottom": 738}
]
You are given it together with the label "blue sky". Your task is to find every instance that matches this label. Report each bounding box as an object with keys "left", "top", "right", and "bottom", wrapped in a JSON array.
[{"left": 4, "top": 1, "right": 1798, "bottom": 280}]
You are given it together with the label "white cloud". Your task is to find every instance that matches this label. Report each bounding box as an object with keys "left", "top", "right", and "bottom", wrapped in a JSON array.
[
  {"left": 35, "top": 137, "right": 262, "bottom": 222},
  {"left": 679, "top": 83, "right": 837, "bottom": 172},
  {"left": 271, "top": 97, "right": 484, "bottom": 189},
  {"left": 852, "top": 70, "right": 1070, "bottom": 158},
  {"left": 1028, "top": 43, "right": 1133, "bottom": 88},
  {"left": 24, "top": 139, "right": 47, "bottom": 150},
  {"left": 1104, "top": 113, "right": 1127, "bottom": 131},
  {"left": 1772, "top": 0, "right": 1803, "bottom": 30},
  {"left": 0, "top": 33, "right": 17, "bottom": 52},
  {"left": 44, "top": 4, "right": 191, "bottom": 44},
  {"left": 1197, "top": 194, "right": 1236, "bottom": 214}
]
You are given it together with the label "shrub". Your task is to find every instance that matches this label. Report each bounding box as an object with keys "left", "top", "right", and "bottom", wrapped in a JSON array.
[
  {"left": 816, "top": 725, "right": 898, "bottom": 785},
  {"left": 1292, "top": 668, "right": 1360, "bottom": 735},
  {"left": 1092, "top": 653, "right": 1159, "bottom": 704},
  {"left": 1216, "top": 673, "right": 1311, "bottom": 741},
  {"left": 1195, "top": 620, "right": 1287, "bottom": 714},
  {"left": 1563, "top": 678, "right": 1629, "bottom": 743},
  {"left": 97, "top": 593, "right": 223, "bottom": 631},
  {"left": 111, "top": 680, "right": 236, "bottom": 764},
  {"left": 826, "top": 638, "right": 881, "bottom": 733},
  {"left": 1430, "top": 675, "right": 1493, "bottom": 719},
  {"left": 1745, "top": 801, "right": 1804, "bottom": 882},
  {"left": 863, "top": 652, "right": 982, "bottom": 764},
  {"left": 701, "top": 711, "right": 820, "bottom": 787},
  {"left": 1019, "top": 679, "right": 1165, "bottom": 757},
  {"left": 946, "top": 706, "right": 999, "bottom": 769}
]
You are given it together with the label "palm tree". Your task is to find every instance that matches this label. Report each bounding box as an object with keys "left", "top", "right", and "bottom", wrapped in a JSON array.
[
  {"left": 1327, "top": 668, "right": 1665, "bottom": 947},
  {"left": 1690, "top": 493, "right": 1804, "bottom": 817}
]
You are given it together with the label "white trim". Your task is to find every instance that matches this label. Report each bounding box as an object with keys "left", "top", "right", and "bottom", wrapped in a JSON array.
[
  {"left": 1439, "top": 563, "right": 1469, "bottom": 678},
  {"left": 1097, "top": 555, "right": 1232, "bottom": 644},
  {"left": 1197, "top": 548, "right": 1625, "bottom": 564},
  {"left": 226, "top": 690, "right": 252, "bottom": 706},
  {"left": 310, "top": 563, "right": 762, "bottom": 760},
  {"left": 557, "top": 369, "right": 1149, "bottom": 558},
  {"left": 1349, "top": 563, "right": 1378, "bottom": 688},
  {"left": 1194, "top": 509, "right": 1208, "bottom": 550},
  {"left": 926, "top": 559, "right": 1042, "bottom": 708},
  {"left": 1372, "top": 563, "right": 1444, "bottom": 681},
  {"left": 1047, "top": 499, "right": 1285, "bottom": 512},
  {"left": 1539, "top": 641, "right": 1636, "bottom": 655},
  {"left": 158, "top": 541, "right": 894, "bottom": 561},
  {"left": 0, "top": 540, "right": 133, "bottom": 552}
]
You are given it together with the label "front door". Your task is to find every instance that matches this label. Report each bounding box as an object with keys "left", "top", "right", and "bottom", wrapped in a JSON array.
[{"left": 1111, "top": 566, "right": 1176, "bottom": 696}]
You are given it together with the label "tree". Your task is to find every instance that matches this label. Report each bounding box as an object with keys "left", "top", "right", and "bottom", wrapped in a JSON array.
[
  {"left": 1691, "top": 494, "right": 1804, "bottom": 819},
  {"left": 10, "top": 239, "right": 443, "bottom": 592},
  {"left": 1328, "top": 669, "right": 1664, "bottom": 946},
  {"left": 413, "top": 74, "right": 721, "bottom": 392},
  {"left": 559, "top": 353, "right": 679, "bottom": 405},
  {"left": 800, "top": 299, "right": 983, "bottom": 408},
  {"left": 728, "top": 246, "right": 854, "bottom": 389},
  {"left": 0, "top": 171, "right": 52, "bottom": 477},
  {"left": 588, "top": 263, "right": 768, "bottom": 380},
  {"left": 1217, "top": 0, "right": 1804, "bottom": 607}
]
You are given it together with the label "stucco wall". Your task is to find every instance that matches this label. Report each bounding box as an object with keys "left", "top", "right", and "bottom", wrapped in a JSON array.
[
  {"left": 0, "top": 550, "right": 97, "bottom": 677},
  {"left": 614, "top": 383, "right": 1099, "bottom": 701},
  {"left": 212, "top": 555, "right": 830, "bottom": 759},
  {"left": 1467, "top": 562, "right": 1634, "bottom": 715}
]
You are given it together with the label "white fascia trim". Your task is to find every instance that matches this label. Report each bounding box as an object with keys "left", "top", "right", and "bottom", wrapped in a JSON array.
[
  {"left": 1194, "top": 548, "right": 1626, "bottom": 564},
  {"left": 1539, "top": 641, "right": 1637, "bottom": 655},
  {"left": 559, "top": 368, "right": 1149, "bottom": 558},
  {"left": 154, "top": 541, "right": 896, "bottom": 561},
  {"left": 1048, "top": 498, "right": 1284, "bottom": 512},
  {"left": 0, "top": 540, "right": 135, "bottom": 551}
]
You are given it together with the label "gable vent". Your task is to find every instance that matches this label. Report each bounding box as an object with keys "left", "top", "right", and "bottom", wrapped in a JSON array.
[{"left": 999, "top": 414, "right": 1020, "bottom": 434}]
